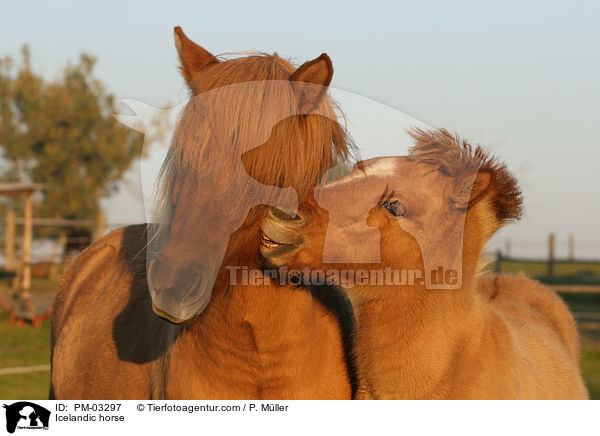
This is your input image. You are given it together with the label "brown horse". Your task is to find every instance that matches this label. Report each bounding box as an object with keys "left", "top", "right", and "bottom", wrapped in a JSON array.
[
  {"left": 260, "top": 128, "right": 588, "bottom": 399},
  {"left": 51, "top": 27, "right": 358, "bottom": 399}
]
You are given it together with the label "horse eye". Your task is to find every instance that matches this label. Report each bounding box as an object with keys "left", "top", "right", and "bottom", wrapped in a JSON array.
[{"left": 380, "top": 200, "right": 406, "bottom": 217}]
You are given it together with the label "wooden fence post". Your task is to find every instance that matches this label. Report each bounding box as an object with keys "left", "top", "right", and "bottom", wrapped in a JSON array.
[
  {"left": 568, "top": 233, "right": 574, "bottom": 262},
  {"left": 51, "top": 238, "right": 58, "bottom": 263},
  {"left": 58, "top": 230, "right": 67, "bottom": 263},
  {"left": 95, "top": 213, "right": 106, "bottom": 241},
  {"left": 22, "top": 192, "right": 33, "bottom": 292},
  {"left": 5, "top": 208, "right": 15, "bottom": 271},
  {"left": 495, "top": 249, "right": 502, "bottom": 273},
  {"left": 548, "top": 233, "right": 555, "bottom": 275},
  {"left": 505, "top": 239, "right": 511, "bottom": 258}
]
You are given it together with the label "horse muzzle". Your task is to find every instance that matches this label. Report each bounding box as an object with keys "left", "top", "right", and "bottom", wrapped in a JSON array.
[
  {"left": 259, "top": 208, "right": 305, "bottom": 264},
  {"left": 148, "top": 258, "right": 215, "bottom": 324}
]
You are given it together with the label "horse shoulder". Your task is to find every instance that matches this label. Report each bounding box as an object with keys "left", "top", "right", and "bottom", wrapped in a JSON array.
[{"left": 51, "top": 224, "right": 156, "bottom": 399}]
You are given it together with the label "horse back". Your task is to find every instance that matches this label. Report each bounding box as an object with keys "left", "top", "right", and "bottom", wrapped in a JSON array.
[{"left": 477, "top": 274, "right": 580, "bottom": 360}]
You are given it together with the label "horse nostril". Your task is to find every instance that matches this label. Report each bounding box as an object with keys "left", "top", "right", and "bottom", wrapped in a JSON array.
[{"left": 291, "top": 211, "right": 305, "bottom": 222}]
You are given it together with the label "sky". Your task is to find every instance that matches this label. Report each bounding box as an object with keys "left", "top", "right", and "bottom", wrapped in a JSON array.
[{"left": 1, "top": 0, "right": 599, "bottom": 258}]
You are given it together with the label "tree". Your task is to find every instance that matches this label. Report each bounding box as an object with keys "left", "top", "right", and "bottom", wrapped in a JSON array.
[{"left": 0, "top": 46, "right": 143, "bottom": 220}]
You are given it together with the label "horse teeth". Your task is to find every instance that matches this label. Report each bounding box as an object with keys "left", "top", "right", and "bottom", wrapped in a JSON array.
[{"left": 262, "top": 239, "right": 278, "bottom": 249}]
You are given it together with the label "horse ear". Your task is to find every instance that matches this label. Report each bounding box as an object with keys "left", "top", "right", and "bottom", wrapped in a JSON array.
[
  {"left": 290, "top": 53, "right": 333, "bottom": 114},
  {"left": 173, "top": 26, "right": 219, "bottom": 87},
  {"left": 454, "top": 169, "right": 494, "bottom": 210}
]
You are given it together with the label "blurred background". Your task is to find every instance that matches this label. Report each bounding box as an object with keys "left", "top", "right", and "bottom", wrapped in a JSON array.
[{"left": 0, "top": 0, "right": 598, "bottom": 399}]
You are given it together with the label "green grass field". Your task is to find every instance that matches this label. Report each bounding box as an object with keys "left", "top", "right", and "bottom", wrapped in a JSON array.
[
  {"left": 494, "top": 258, "right": 600, "bottom": 278},
  {"left": 559, "top": 292, "right": 600, "bottom": 399},
  {"left": 581, "top": 347, "right": 600, "bottom": 399},
  {"left": 0, "top": 310, "right": 50, "bottom": 399}
]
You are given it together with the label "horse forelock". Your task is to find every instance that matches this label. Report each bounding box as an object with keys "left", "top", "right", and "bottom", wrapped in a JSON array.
[
  {"left": 407, "top": 127, "right": 522, "bottom": 223},
  {"left": 407, "top": 128, "right": 482, "bottom": 177}
]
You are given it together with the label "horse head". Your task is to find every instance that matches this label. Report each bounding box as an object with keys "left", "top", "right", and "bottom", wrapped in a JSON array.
[
  {"left": 146, "top": 27, "right": 352, "bottom": 323},
  {"left": 260, "top": 128, "right": 522, "bottom": 295}
]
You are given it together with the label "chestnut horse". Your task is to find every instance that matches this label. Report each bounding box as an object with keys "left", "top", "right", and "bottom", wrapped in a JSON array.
[
  {"left": 51, "top": 27, "right": 358, "bottom": 399},
  {"left": 260, "top": 128, "right": 588, "bottom": 399}
]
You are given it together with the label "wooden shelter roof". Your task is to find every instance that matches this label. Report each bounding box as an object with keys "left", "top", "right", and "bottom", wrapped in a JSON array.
[{"left": 0, "top": 183, "right": 46, "bottom": 196}]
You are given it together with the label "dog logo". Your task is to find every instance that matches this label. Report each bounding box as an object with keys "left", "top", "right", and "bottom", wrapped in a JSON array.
[{"left": 3, "top": 402, "right": 50, "bottom": 434}]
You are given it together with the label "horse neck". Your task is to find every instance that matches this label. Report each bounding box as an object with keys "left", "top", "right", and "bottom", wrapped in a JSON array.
[{"left": 351, "top": 239, "right": 490, "bottom": 398}]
